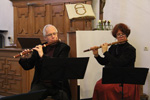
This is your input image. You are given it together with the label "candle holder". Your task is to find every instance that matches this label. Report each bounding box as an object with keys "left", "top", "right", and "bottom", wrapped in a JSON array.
[
  {"left": 97, "top": 20, "right": 113, "bottom": 30},
  {"left": 97, "top": 25, "right": 113, "bottom": 30}
]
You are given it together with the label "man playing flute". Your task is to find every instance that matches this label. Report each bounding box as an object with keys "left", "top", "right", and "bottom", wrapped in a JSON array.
[{"left": 19, "top": 24, "right": 71, "bottom": 100}]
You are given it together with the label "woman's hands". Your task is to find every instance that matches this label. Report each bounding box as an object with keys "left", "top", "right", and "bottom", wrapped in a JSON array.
[
  {"left": 90, "top": 43, "right": 108, "bottom": 56},
  {"left": 90, "top": 46, "right": 99, "bottom": 57},
  {"left": 101, "top": 43, "right": 108, "bottom": 54}
]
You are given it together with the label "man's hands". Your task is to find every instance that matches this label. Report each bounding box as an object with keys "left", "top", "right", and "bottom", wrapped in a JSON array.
[
  {"left": 33, "top": 45, "right": 44, "bottom": 58},
  {"left": 20, "top": 49, "right": 32, "bottom": 58}
]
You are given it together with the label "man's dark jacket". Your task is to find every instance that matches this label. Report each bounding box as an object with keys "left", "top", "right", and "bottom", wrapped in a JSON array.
[{"left": 19, "top": 42, "right": 71, "bottom": 99}]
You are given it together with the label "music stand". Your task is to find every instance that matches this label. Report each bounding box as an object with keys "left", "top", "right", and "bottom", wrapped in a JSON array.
[
  {"left": 40, "top": 57, "right": 89, "bottom": 100},
  {"left": 18, "top": 37, "right": 41, "bottom": 49},
  {"left": 102, "top": 67, "right": 149, "bottom": 100},
  {"left": 0, "top": 89, "right": 46, "bottom": 100},
  {"left": 41, "top": 57, "right": 89, "bottom": 80}
]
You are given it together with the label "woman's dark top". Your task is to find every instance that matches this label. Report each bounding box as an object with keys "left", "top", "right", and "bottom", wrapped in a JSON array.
[{"left": 95, "top": 42, "right": 136, "bottom": 68}]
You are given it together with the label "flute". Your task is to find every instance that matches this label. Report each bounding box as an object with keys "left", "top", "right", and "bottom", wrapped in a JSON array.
[
  {"left": 13, "top": 40, "right": 60, "bottom": 58},
  {"left": 83, "top": 39, "right": 127, "bottom": 52}
]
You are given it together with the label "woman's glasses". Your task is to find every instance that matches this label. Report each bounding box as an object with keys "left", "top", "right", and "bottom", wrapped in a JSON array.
[{"left": 116, "top": 33, "right": 126, "bottom": 37}]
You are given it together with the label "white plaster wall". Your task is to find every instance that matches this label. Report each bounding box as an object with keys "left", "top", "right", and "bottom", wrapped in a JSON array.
[
  {"left": 93, "top": 0, "right": 150, "bottom": 99},
  {"left": 92, "top": 0, "right": 100, "bottom": 29},
  {"left": 0, "top": 0, "right": 13, "bottom": 46}
]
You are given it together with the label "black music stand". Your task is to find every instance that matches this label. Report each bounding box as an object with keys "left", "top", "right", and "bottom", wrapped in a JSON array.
[
  {"left": 41, "top": 57, "right": 89, "bottom": 80},
  {"left": 18, "top": 37, "right": 41, "bottom": 49},
  {"left": 102, "top": 67, "right": 149, "bottom": 100},
  {"left": 40, "top": 57, "right": 89, "bottom": 100}
]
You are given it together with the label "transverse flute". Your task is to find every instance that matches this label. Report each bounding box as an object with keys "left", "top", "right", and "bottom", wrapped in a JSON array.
[
  {"left": 83, "top": 39, "right": 127, "bottom": 52},
  {"left": 13, "top": 40, "right": 60, "bottom": 58}
]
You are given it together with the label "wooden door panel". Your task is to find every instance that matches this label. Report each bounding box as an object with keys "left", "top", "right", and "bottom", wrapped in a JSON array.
[
  {"left": 17, "top": 7, "right": 29, "bottom": 36},
  {"left": 52, "top": 4, "right": 64, "bottom": 33},
  {"left": 33, "top": 5, "right": 46, "bottom": 36},
  {"left": 0, "top": 57, "right": 26, "bottom": 95}
]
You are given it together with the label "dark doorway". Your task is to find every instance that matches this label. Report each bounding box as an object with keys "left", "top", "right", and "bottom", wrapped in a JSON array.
[{"left": 0, "top": 34, "right": 4, "bottom": 48}]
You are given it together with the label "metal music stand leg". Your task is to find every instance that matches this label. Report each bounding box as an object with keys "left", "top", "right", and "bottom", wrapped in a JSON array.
[{"left": 120, "top": 83, "right": 124, "bottom": 100}]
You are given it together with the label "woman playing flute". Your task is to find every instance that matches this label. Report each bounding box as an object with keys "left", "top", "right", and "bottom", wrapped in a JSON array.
[{"left": 90, "top": 23, "right": 140, "bottom": 100}]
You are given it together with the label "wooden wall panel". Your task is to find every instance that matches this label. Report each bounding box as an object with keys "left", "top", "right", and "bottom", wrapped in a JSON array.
[
  {"left": 17, "top": 7, "right": 29, "bottom": 35},
  {"left": 0, "top": 57, "right": 25, "bottom": 95},
  {"left": 11, "top": 0, "right": 92, "bottom": 46},
  {"left": 33, "top": 5, "right": 46, "bottom": 36},
  {"left": 51, "top": 3, "right": 65, "bottom": 42},
  {"left": 0, "top": 49, "right": 33, "bottom": 96},
  {"left": 8, "top": 1, "right": 93, "bottom": 100}
]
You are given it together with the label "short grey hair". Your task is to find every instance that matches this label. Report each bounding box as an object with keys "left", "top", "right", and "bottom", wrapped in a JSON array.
[{"left": 43, "top": 24, "right": 58, "bottom": 37}]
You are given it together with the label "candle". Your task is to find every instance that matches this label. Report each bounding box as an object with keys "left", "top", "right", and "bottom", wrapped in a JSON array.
[
  {"left": 108, "top": 20, "right": 111, "bottom": 26},
  {"left": 98, "top": 20, "right": 102, "bottom": 25},
  {"left": 103, "top": 20, "right": 106, "bottom": 25}
]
